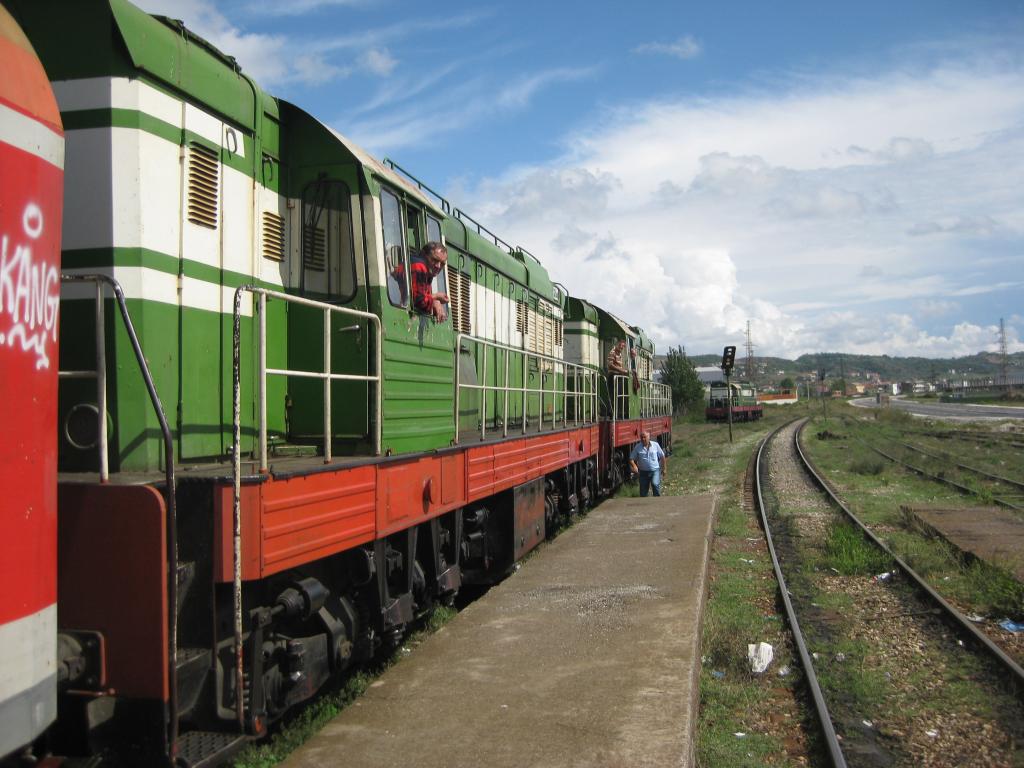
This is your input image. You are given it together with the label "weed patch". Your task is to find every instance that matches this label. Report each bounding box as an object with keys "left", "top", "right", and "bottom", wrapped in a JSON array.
[{"left": 823, "top": 522, "right": 891, "bottom": 576}]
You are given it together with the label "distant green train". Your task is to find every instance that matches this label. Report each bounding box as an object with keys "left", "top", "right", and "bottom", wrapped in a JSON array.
[
  {"left": 706, "top": 381, "right": 764, "bottom": 421},
  {"left": 7, "top": 1, "right": 673, "bottom": 764}
]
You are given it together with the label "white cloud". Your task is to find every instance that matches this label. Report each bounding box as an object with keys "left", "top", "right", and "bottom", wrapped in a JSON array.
[
  {"left": 361, "top": 48, "right": 397, "bottom": 76},
  {"left": 496, "top": 67, "right": 597, "bottom": 110},
  {"left": 634, "top": 35, "right": 702, "bottom": 60},
  {"left": 848, "top": 136, "right": 934, "bottom": 163},
  {"left": 763, "top": 183, "right": 894, "bottom": 220},
  {"left": 461, "top": 48, "right": 1024, "bottom": 358},
  {"left": 906, "top": 214, "right": 999, "bottom": 237},
  {"left": 343, "top": 67, "right": 597, "bottom": 154},
  {"left": 914, "top": 299, "right": 960, "bottom": 318}
]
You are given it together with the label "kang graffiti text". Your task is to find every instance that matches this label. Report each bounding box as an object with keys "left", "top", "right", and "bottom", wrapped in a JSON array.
[{"left": 0, "top": 203, "right": 60, "bottom": 369}]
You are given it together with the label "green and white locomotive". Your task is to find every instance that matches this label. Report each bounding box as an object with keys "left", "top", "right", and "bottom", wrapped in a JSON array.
[{"left": 8, "top": 1, "right": 673, "bottom": 764}]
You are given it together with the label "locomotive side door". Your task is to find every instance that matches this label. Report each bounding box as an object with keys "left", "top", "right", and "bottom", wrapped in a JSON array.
[
  {"left": 378, "top": 186, "right": 455, "bottom": 454},
  {"left": 286, "top": 166, "right": 372, "bottom": 450}
]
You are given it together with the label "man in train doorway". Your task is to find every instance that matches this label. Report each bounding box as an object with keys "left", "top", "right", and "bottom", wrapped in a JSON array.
[
  {"left": 607, "top": 339, "right": 628, "bottom": 418},
  {"left": 629, "top": 430, "right": 667, "bottom": 497},
  {"left": 411, "top": 242, "right": 450, "bottom": 321}
]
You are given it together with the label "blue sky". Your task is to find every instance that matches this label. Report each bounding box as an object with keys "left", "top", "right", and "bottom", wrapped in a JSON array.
[{"left": 138, "top": 0, "right": 1024, "bottom": 359}]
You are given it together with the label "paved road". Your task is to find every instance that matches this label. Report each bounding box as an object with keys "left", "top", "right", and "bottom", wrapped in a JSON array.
[
  {"left": 282, "top": 494, "right": 716, "bottom": 768},
  {"left": 850, "top": 396, "right": 1024, "bottom": 422}
]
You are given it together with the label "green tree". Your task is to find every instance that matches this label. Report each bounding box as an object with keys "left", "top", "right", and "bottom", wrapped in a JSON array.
[
  {"left": 779, "top": 376, "right": 795, "bottom": 391},
  {"left": 660, "top": 345, "right": 705, "bottom": 416},
  {"left": 829, "top": 378, "right": 847, "bottom": 394}
]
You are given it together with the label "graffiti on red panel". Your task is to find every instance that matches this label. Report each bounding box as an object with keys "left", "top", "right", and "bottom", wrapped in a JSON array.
[{"left": 0, "top": 203, "right": 60, "bottom": 369}]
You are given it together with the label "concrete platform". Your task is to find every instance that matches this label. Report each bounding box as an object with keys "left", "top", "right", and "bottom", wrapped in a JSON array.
[
  {"left": 904, "top": 505, "right": 1024, "bottom": 582},
  {"left": 281, "top": 494, "right": 716, "bottom": 768}
]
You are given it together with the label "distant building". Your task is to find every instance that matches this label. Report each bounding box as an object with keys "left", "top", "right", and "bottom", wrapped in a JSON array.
[{"left": 695, "top": 366, "right": 724, "bottom": 385}]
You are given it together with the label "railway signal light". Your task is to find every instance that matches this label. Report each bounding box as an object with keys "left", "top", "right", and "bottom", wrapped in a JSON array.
[{"left": 721, "top": 345, "right": 736, "bottom": 374}]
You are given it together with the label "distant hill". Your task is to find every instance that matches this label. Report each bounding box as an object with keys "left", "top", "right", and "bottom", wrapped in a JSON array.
[{"left": 671, "top": 350, "right": 1024, "bottom": 385}]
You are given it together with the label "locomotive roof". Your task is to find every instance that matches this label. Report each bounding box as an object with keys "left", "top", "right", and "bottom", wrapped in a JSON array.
[
  {"left": 10, "top": 0, "right": 266, "bottom": 134},
  {"left": 565, "top": 296, "right": 599, "bottom": 324},
  {"left": 631, "top": 327, "right": 655, "bottom": 353},
  {"left": 597, "top": 308, "right": 638, "bottom": 342},
  {"left": 281, "top": 101, "right": 445, "bottom": 217}
]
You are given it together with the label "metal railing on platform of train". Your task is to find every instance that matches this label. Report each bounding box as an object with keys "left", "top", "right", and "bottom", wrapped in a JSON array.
[
  {"left": 454, "top": 333, "right": 599, "bottom": 442},
  {"left": 611, "top": 375, "right": 672, "bottom": 422},
  {"left": 231, "top": 286, "right": 383, "bottom": 473}
]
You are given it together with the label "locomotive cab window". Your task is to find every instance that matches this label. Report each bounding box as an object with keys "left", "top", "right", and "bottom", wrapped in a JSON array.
[
  {"left": 426, "top": 213, "right": 441, "bottom": 243},
  {"left": 382, "top": 189, "right": 447, "bottom": 318},
  {"left": 383, "top": 189, "right": 407, "bottom": 307},
  {"left": 416, "top": 215, "right": 447, "bottom": 319},
  {"left": 301, "top": 179, "right": 356, "bottom": 302},
  {"left": 423, "top": 213, "right": 448, "bottom": 316}
]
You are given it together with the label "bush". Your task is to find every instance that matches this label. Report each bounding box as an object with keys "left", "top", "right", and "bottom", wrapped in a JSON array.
[{"left": 850, "top": 458, "right": 885, "bottom": 475}]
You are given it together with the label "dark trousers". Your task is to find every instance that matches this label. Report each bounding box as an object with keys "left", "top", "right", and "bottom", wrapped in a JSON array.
[{"left": 638, "top": 469, "right": 661, "bottom": 497}]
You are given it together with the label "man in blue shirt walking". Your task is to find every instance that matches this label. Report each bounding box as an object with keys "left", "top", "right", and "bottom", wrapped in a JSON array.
[{"left": 629, "top": 430, "right": 667, "bottom": 497}]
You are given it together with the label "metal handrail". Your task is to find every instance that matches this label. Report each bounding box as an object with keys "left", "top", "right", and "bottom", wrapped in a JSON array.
[
  {"left": 611, "top": 375, "right": 673, "bottom": 422},
  {"left": 452, "top": 208, "right": 514, "bottom": 254},
  {"left": 382, "top": 157, "right": 452, "bottom": 215},
  {"left": 231, "top": 286, "right": 383, "bottom": 473},
  {"left": 454, "top": 333, "right": 598, "bottom": 443},
  {"left": 230, "top": 286, "right": 381, "bottom": 728},
  {"left": 612, "top": 375, "right": 630, "bottom": 422},
  {"left": 640, "top": 380, "right": 673, "bottom": 417},
  {"left": 58, "top": 273, "right": 180, "bottom": 757}
]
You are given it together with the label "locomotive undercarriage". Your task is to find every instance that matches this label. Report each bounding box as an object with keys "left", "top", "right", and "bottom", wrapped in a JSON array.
[{"left": 49, "top": 457, "right": 600, "bottom": 766}]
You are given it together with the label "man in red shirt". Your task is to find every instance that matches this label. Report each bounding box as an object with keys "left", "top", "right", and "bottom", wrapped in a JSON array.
[
  {"left": 394, "top": 242, "right": 450, "bottom": 321},
  {"left": 412, "top": 242, "right": 449, "bottom": 321}
]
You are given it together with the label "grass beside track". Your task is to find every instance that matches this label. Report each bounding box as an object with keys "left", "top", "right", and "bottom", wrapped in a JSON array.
[{"left": 801, "top": 403, "right": 1024, "bottom": 621}]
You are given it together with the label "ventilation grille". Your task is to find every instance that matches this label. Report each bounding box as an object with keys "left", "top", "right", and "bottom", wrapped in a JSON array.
[
  {"left": 303, "top": 226, "right": 326, "bottom": 271},
  {"left": 555, "top": 318, "right": 563, "bottom": 347},
  {"left": 187, "top": 142, "right": 219, "bottom": 229},
  {"left": 262, "top": 212, "right": 285, "bottom": 261},
  {"left": 541, "top": 313, "right": 554, "bottom": 355},
  {"left": 448, "top": 267, "right": 472, "bottom": 334},
  {"left": 537, "top": 310, "right": 555, "bottom": 370},
  {"left": 516, "top": 300, "right": 529, "bottom": 335}
]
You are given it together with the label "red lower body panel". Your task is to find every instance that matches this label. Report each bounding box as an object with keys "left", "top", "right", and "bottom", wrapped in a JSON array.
[
  {"left": 214, "top": 425, "right": 600, "bottom": 582},
  {"left": 613, "top": 416, "right": 671, "bottom": 448},
  {"left": 57, "top": 484, "right": 168, "bottom": 700}
]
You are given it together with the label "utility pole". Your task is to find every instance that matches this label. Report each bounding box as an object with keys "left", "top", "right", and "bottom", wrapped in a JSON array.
[
  {"left": 744, "top": 321, "right": 755, "bottom": 381},
  {"left": 839, "top": 355, "right": 846, "bottom": 397},
  {"left": 999, "top": 318, "right": 1012, "bottom": 397},
  {"left": 817, "top": 355, "right": 828, "bottom": 420},
  {"left": 721, "top": 346, "right": 736, "bottom": 443}
]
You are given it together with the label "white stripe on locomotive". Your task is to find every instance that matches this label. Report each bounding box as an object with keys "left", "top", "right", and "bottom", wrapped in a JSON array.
[
  {"left": 0, "top": 101, "right": 63, "bottom": 169},
  {"left": 0, "top": 603, "right": 56, "bottom": 703}
]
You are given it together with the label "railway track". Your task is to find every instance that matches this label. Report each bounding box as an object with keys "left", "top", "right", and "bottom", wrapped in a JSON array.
[
  {"left": 897, "top": 441, "right": 1024, "bottom": 508},
  {"left": 863, "top": 441, "right": 1024, "bottom": 512},
  {"left": 755, "top": 418, "right": 1024, "bottom": 766},
  {"left": 837, "top": 417, "right": 1024, "bottom": 511},
  {"left": 903, "top": 428, "right": 1024, "bottom": 452}
]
